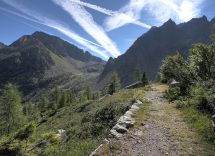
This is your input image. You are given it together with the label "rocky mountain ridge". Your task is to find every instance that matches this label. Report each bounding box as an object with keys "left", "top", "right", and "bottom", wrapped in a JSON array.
[{"left": 98, "top": 16, "right": 215, "bottom": 87}]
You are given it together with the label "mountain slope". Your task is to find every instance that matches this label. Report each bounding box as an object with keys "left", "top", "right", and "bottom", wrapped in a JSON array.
[
  {"left": 99, "top": 16, "right": 215, "bottom": 87},
  {"left": 0, "top": 32, "right": 105, "bottom": 95},
  {"left": 0, "top": 42, "right": 6, "bottom": 49}
]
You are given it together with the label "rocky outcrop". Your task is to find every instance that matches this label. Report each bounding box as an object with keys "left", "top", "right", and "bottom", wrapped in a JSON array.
[{"left": 168, "top": 79, "right": 180, "bottom": 88}]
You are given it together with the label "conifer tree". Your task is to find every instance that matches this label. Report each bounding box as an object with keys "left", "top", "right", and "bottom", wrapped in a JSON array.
[
  {"left": 135, "top": 67, "right": 142, "bottom": 81},
  {"left": 86, "top": 86, "right": 91, "bottom": 100},
  {"left": 54, "top": 87, "right": 61, "bottom": 107},
  {"left": 108, "top": 72, "right": 121, "bottom": 95},
  {"left": 142, "top": 72, "right": 149, "bottom": 86},
  {"left": 0, "top": 84, "right": 25, "bottom": 135},
  {"left": 58, "top": 92, "right": 67, "bottom": 108},
  {"left": 38, "top": 95, "right": 49, "bottom": 112}
]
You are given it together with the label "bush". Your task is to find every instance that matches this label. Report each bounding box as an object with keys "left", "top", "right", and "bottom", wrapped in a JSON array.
[
  {"left": 15, "top": 123, "right": 36, "bottom": 140},
  {"left": 94, "top": 102, "right": 129, "bottom": 128},
  {"left": 175, "top": 99, "right": 189, "bottom": 109},
  {"left": 0, "top": 139, "right": 24, "bottom": 156},
  {"left": 159, "top": 52, "right": 191, "bottom": 84},
  {"left": 189, "top": 85, "right": 209, "bottom": 112},
  {"left": 41, "top": 132, "right": 61, "bottom": 145},
  {"left": 164, "top": 87, "right": 181, "bottom": 101}
]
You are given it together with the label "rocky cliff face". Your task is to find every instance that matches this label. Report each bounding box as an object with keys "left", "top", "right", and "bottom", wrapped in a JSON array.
[{"left": 99, "top": 16, "right": 215, "bottom": 87}]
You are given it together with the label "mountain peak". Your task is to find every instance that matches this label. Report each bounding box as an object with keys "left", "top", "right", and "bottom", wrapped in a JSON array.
[
  {"left": 189, "top": 15, "right": 209, "bottom": 24},
  {"left": 32, "top": 31, "right": 55, "bottom": 38},
  {"left": 162, "top": 18, "right": 176, "bottom": 27},
  {"left": 10, "top": 35, "right": 41, "bottom": 48}
]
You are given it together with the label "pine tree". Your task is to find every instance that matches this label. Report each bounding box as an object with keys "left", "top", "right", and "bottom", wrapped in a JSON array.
[
  {"left": 0, "top": 84, "right": 25, "bottom": 135},
  {"left": 54, "top": 87, "right": 61, "bottom": 107},
  {"left": 142, "top": 72, "right": 149, "bottom": 86},
  {"left": 108, "top": 72, "right": 121, "bottom": 95},
  {"left": 38, "top": 95, "right": 49, "bottom": 112},
  {"left": 58, "top": 92, "right": 67, "bottom": 108},
  {"left": 135, "top": 67, "right": 142, "bottom": 82},
  {"left": 86, "top": 86, "right": 91, "bottom": 100}
]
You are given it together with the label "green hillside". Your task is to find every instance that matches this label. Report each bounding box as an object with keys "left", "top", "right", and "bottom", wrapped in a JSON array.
[{"left": 0, "top": 87, "right": 146, "bottom": 156}]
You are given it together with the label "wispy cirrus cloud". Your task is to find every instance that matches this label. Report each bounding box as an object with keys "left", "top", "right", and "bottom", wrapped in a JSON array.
[
  {"left": 53, "top": 0, "right": 121, "bottom": 58},
  {"left": 104, "top": 0, "right": 204, "bottom": 30},
  {"left": 104, "top": 0, "right": 150, "bottom": 31},
  {"left": 1, "top": 0, "right": 109, "bottom": 59},
  {"left": 147, "top": 0, "right": 204, "bottom": 24},
  {"left": 67, "top": 0, "right": 151, "bottom": 31}
]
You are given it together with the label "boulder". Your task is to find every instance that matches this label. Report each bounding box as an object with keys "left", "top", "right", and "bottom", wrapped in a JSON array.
[
  {"left": 130, "top": 105, "right": 140, "bottom": 112},
  {"left": 134, "top": 99, "right": 143, "bottom": 105},
  {"left": 125, "top": 110, "right": 133, "bottom": 117},
  {"left": 56, "top": 129, "right": 67, "bottom": 142},
  {"left": 113, "top": 124, "right": 128, "bottom": 133},
  {"left": 109, "top": 129, "right": 123, "bottom": 139},
  {"left": 101, "top": 138, "right": 109, "bottom": 144},
  {"left": 118, "top": 116, "right": 135, "bottom": 128},
  {"left": 169, "top": 79, "right": 180, "bottom": 88}
]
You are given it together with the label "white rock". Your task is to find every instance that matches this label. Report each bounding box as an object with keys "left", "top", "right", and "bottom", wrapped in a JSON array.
[
  {"left": 56, "top": 129, "right": 67, "bottom": 142},
  {"left": 113, "top": 124, "right": 128, "bottom": 133},
  {"left": 56, "top": 129, "right": 65, "bottom": 134},
  {"left": 133, "top": 100, "right": 142, "bottom": 106},
  {"left": 125, "top": 110, "right": 133, "bottom": 117},
  {"left": 118, "top": 116, "right": 135, "bottom": 128},
  {"left": 101, "top": 139, "right": 109, "bottom": 144},
  {"left": 130, "top": 105, "right": 140, "bottom": 112},
  {"left": 109, "top": 129, "right": 123, "bottom": 138}
]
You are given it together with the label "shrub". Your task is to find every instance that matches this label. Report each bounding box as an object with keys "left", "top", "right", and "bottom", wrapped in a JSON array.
[
  {"left": 41, "top": 132, "right": 61, "bottom": 145},
  {"left": 15, "top": 123, "right": 36, "bottom": 140},
  {"left": 164, "top": 87, "right": 181, "bottom": 101},
  {"left": 175, "top": 99, "right": 189, "bottom": 109},
  {"left": 189, "top": 85, "right": 209, "bottom": 112}
]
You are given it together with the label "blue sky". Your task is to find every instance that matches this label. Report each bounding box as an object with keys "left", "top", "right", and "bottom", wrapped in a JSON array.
[{"left": 0, "top": 0, "right": 215, "bottom": 60}]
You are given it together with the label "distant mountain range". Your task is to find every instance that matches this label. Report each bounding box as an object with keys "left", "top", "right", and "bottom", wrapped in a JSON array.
[
  {"left": 98, "top": 16, "right": 215, "bottom": 87},
  {"left": 1, "top": 16, "right": 215, "bottom": 94},
  {"left": 0, "top": 32, "right": 105, "bottom": 98}
]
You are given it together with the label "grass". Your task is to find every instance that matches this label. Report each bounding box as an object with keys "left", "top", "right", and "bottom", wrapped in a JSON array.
[
  {"left": 133, "top": 101, "right": 150, "bottom": 129},
  {"left": 49, "top": 51, "right": 70, "bottom": 67},
  {"left": 183, "top": 108, "right": 215, "bottom": 143}
]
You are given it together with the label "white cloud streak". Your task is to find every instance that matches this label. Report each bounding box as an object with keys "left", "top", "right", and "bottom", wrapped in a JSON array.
[
  {"left": 1, "top": 0, "right": 109, "bottom": 59},
  {"left": 104, "top": 0, "right": 151, "bottom": 31},
  {"left": 53, "top": 0, "right": 121, "bottom": 57},
  {"left": 68, "top": 0, "right": 151, "bottom": 30}
]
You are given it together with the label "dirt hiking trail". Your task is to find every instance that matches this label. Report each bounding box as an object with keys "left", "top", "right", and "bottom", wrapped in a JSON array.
[{"left": 95, "top": 84, "right": 215, "bottom": 156}]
